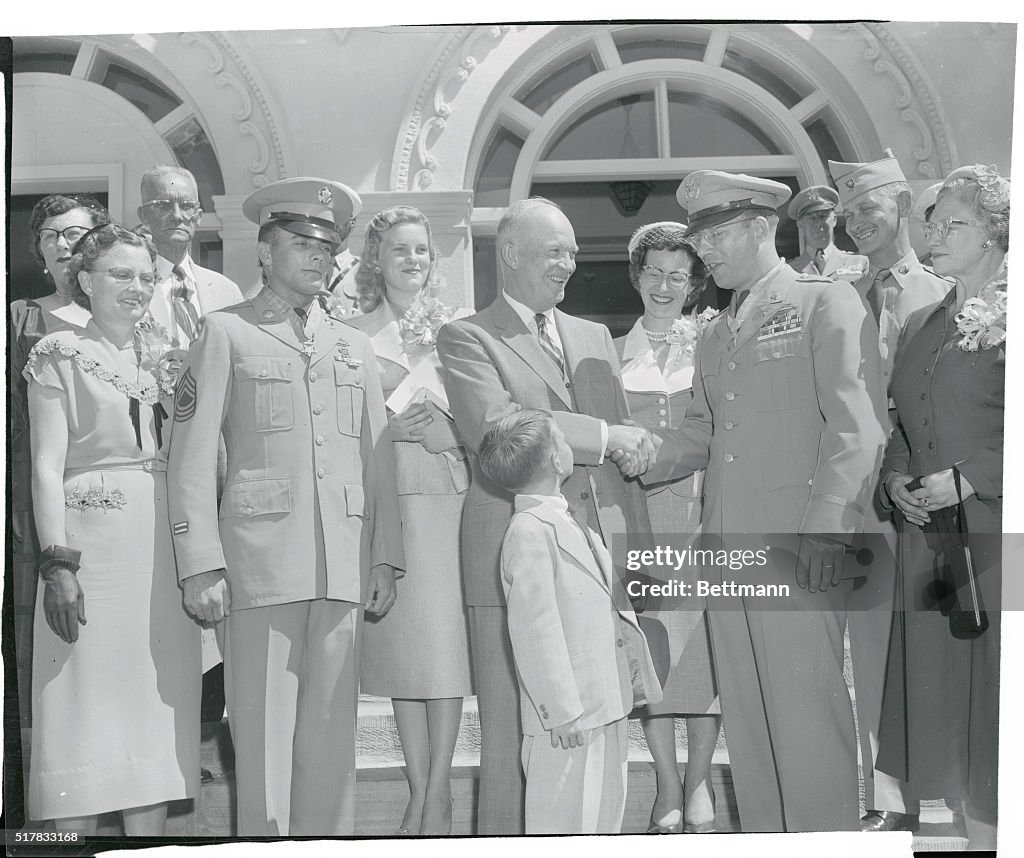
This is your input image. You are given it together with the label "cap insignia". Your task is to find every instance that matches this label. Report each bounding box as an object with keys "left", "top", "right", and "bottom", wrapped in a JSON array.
[
  {"left": 683, "top": 174, "right": 701, "bottom": 204},
  {"left": 318, "top": 187, "right": 333, "bottom": 205}
]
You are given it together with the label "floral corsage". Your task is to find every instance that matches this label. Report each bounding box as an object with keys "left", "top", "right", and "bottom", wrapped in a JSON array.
[
  {"left": 693, "top": 306, "right": 720, "bottom": 338},
  {"left": 955, "top": 280, "right": 1007, "bottom": 352},
  {"left": 399, "top": 291, "right": 457, "bottom": 350},
  {"left": 135, "top": 317, "right": 186, "bottom": 396}
]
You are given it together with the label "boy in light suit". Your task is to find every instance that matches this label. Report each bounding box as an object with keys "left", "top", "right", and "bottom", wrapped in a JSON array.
[{"left": 479, "top": 409, "right": 662, "bottom": 834}]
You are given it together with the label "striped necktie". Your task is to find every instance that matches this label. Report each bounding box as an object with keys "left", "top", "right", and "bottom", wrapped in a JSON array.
[
  {"left": 535, "top": 313, "right": 565, "bottom": 375},
  {"left": 171, "top": 264, "right": 200, "bottom": 344}
]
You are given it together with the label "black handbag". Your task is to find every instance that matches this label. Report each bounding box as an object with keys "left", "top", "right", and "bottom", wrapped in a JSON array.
[{"left": 914, "top": 467, "right": 989, "bottom": 639}]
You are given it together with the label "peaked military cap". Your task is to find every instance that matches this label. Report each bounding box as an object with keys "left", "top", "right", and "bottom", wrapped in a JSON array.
[{"left": 243, "top": 177, "right": 361, "bottom": 249}]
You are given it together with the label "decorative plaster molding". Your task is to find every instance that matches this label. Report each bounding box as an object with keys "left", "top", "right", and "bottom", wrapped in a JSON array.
[
  {"left": 397, "top": 26, "right": 513, "bottom": 192},
  {"left": 837, "top": 23, "right": 956, "bottom": 179},
  {"left": 179, "top": 32, "right": 287, "bottom": 189}
]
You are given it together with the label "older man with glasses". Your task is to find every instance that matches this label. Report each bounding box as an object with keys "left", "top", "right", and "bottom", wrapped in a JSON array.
[
  {"left": 138, "top": 164, "right": 244, "bottom": 724},
  {"left": 641, "top": 171, "right": 887, "bottom": 832},
  {"left": 138, "top": 165, "right": 243, "bottom": 348}
]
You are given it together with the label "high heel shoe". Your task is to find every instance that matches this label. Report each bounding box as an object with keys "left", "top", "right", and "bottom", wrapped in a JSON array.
[
  {"left": 683, "top": 787, "right": 717, "bottom": 834},
  {"left": 647, "top": 806, "right": 684, "bottom": 834}
]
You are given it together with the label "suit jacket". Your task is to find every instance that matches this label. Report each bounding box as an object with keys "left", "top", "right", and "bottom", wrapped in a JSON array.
[
  {"left": 166, "top": 288, "right": 405, "bottom": 609},
  {"left": 788, "top": 242, "right": 868, "bottom": 282},
  {"left": 436, "top": 294, "right": 652, "bottom": 606},
  {"left": 648, "top": 261, "right": 887, "bottom": 554},
  {"left": 148, "top": 256, "right": 243, "bottom": 338},
  {"left": 502, "top": 495, "right": 661, "bottom": 735}
]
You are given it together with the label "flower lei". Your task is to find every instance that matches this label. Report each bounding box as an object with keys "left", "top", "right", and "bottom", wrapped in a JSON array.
[
  {"left": 135, "top": 317, "right": 186, "bottom": 397},
  {"left": 955, "top": 280, "right": 1007, "bottom": 352},
  {"left": 398, "top": 291, "right": 457, "bottom": 351}
]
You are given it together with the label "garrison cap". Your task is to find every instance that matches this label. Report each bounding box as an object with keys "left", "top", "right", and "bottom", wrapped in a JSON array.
[
  {"left": 788, "top": 185, "right": 840, "bottom": 220},
  {"left": 243, "top": 177, "right": 361, "bottom": 250},
  {"left": 828, "top": 155, "right": 908, "bottom": 207},
  {"left": 911, "top": 181, "right": 944, "bottom": 222},
  {"left": 677, "top": 171, "right": 792, "bottom": 233}
]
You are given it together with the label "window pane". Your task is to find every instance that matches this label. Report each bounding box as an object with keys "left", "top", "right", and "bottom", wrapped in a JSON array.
[
  {"left": 805, "top": 118, "right": 843, "bottom": 167},
  {"left": 101, "top": 57, "right": 182, "bottom": 123},
  {"left": 517, "top": 53, "right": 598, "bottom": 115},
  {"left": 722, "top": 50, "right": 806, "bottom": 109},
  {"left": 165, "top": 117, "right": 226, "bottom": 210},
  {"left": 617, "top": 38, "right": 707, "bottom": 64},
  {"left": 668, "top": 92, "right": 780, "bottom": 157},
  {"left": 14, "top": 51, "right": 77, "bottom": 75},
  {"left": 475, "top": 128, "right": 525, "bottom": 208},
  {"left": 544, "top": 92, "right": 657, "bottom": 161}
]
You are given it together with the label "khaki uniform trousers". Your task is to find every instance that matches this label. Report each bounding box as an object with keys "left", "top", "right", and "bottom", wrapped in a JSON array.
[{"left": 224, "top": 598, "right": 360, "bottom": 836}]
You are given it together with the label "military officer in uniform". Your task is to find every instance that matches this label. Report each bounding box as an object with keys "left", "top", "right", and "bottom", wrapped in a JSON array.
[
  {"left": 786, "top": 184, "right": 867, "bottom": 282},
  {"left": 827, "top": 155, "right": 950, "bottom": 833},
  {"left": 642, "top": 171, "right": 887, "bottom": 832},
  {"left": 166, "top": 177, "right": 404, "bottom": 836}
]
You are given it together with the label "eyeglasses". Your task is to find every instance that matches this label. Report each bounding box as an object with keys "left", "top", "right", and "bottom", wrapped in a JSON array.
[
  {"left": 921, "top": 216, "right": 984, "bottom": 241},
  {"left": 639, "top": 265, "right": 691, "bottom": 289},
  {"left": 141, "top": 199, "right": 202, "bottom": 219},
  {"left": 38, "top": 225, "right": 92, "bottom": 245},
  {"left": 683, "top": 216, "right": 758, "bottom": 251},
  {"left": 96, "top": 267, "right": 157, "bottom": 288}
]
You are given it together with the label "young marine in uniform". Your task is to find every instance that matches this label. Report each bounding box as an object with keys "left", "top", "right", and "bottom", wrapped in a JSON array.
[
  {"left": 166, "top": 177, "right": 404, "bottom": 836},
  {"left": 478, "top": 408, "right": 661, "bottom": 834}
]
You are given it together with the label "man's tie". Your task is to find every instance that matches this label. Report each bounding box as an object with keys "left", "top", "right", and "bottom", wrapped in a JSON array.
[
  {"left": 866, "top": 269, "right": 891, "bottom": 324},
  {"left": 813, "top": 247, "right": 827, "bottom": 275},
  {"left": 171, "top": 265, "right": 200, "bottom": 344},
  {"left": 535, "top": 313, "right": 565, "bottom": 375}
]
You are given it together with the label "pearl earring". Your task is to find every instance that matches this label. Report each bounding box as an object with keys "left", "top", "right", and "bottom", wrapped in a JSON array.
[{"left": 982, "top": 240, "right": 993, "bottom": 249}]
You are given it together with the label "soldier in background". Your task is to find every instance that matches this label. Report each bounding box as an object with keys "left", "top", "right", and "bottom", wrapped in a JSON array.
[
  {"left": 827, "top": 153, "right": 950, "bottom": 834},
  {"left": 786, "top": 184, "right": 867, "bottom": 282}
]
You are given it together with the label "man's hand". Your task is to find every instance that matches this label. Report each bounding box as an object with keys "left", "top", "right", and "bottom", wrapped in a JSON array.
[
  {"left": 42, "top": 566, "right": 86, "bottom": 644},
  {"left": 549, "top": 716, "right": 586, "bottom": 750},
  {"left": 885, "top": 472, "right": 929, "bottom": 526},
  {"left": 607, "top": 424, "right": 655, "bottom": 477},
  {"left": 388, "top": 403, "right": 433, "bottom": 443},
  {"left": 365, "top": 565, "right": 397, "bottom": 616},
  {"left": 183, "top": 568, "right": 231, "bottom": 625},
  {"left": 796, "top": 535, "right": 845, "bottom": 592}
]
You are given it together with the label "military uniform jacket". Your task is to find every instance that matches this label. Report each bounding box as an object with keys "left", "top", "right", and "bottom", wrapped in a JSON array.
[
  {"left": 167, "top": 288, "right": 405, "bottom": 609},
  {"left": 436, "top": 294, "right": 652, "bottom": 607},
  {"left": 851, "top": 249, "right": 950, "bottom": 396},
  {"left": 647, "top": 261, "right": 887, "bottom": 547},
  {"left": 788, "top": 242, "right": 868, "bottom": 282}
]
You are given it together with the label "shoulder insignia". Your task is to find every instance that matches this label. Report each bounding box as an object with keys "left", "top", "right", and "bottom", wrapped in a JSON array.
[{"left": 174, "top": 367, "right": 198, "bottom": 423}]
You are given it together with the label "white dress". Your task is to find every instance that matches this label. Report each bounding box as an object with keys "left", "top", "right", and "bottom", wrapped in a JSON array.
[{"left": 25, "top": 322, "right": 201, "bottom": 819}]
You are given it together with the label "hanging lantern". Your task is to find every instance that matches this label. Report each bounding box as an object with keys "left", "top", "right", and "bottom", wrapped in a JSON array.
[{"left": 609, "top": 180, "right": 655, "bottom": 216}]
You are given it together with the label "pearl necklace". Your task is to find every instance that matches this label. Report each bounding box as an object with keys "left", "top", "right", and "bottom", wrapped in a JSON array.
[{"left": 642, "top": 326, "right": 672, "bottom": 342}]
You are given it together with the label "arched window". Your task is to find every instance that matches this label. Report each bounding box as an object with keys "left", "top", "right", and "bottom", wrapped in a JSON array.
[
  {"left": 12, "top": 37, "right": 228, "bottom": 298},
  {"left": 469, "top": 25, "right": 859, "bottom": 326}
]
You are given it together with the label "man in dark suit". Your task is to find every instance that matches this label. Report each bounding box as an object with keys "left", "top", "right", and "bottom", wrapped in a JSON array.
[{"left": 436, "top": 197, "right": 653, "bottom": 834}]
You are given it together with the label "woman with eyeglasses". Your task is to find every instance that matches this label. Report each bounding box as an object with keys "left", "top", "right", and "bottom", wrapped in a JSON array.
[
  {"left": 613, "top": 222, "right": 722, "bottom": 834},
  {"left": 25, "top": 224, "right": 200, "bottom": 835},
  {"left": 10, "top": 194, "right": 110, "bottom": 724},
  {"left": 876, "top": 165, "right": 1008, "bottom": 849}
]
